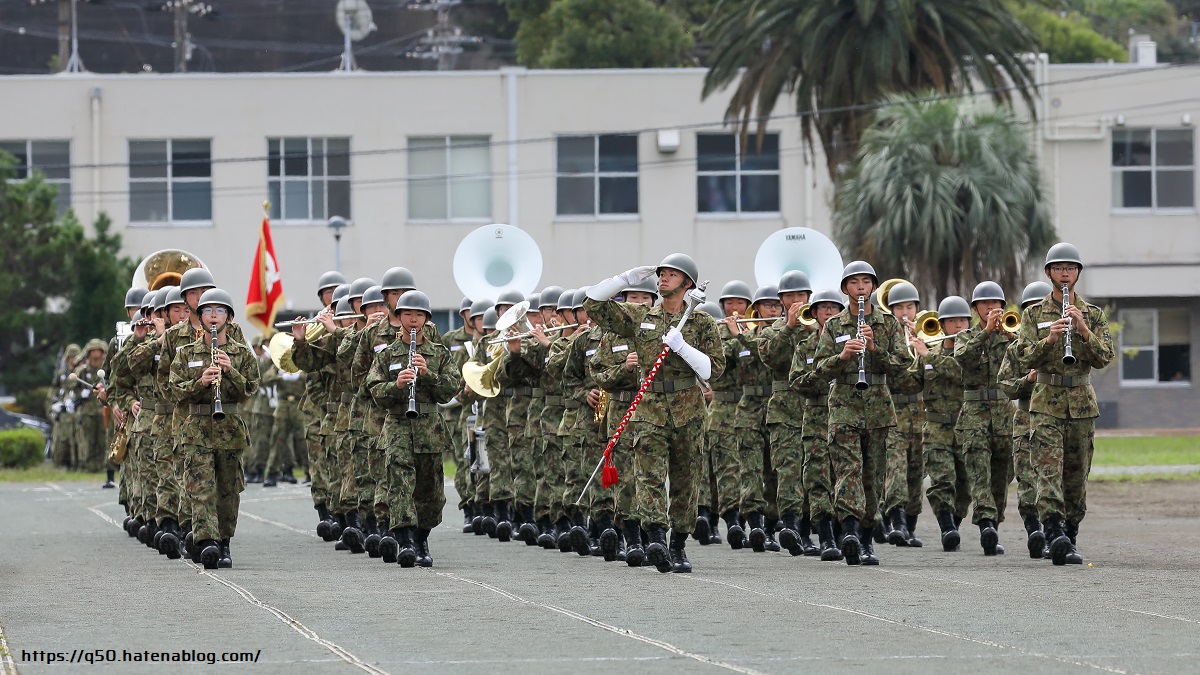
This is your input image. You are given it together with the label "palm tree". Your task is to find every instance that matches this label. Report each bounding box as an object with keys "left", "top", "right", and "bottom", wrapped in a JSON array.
[
  {"left": 834, "top": 95, "right": 1055, "bottom": 301},
  {"left": 701, "top": 0, "right": 1040, "bottom": 180}
]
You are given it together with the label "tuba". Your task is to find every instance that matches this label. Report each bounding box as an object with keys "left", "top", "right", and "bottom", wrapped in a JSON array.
[
  {"left": 753, "top": 227, "right": 844, "bottom": 291},
  {"left": 131, "top": 249, "right": 206, "bottom": 290},
  {"left": 452, "top": 224, "right": 544, "bottom": 301}
]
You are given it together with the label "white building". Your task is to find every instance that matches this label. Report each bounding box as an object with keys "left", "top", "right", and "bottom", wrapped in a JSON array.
[{"left": 1, "top": 62, "right": 1196, "bottom": 428}]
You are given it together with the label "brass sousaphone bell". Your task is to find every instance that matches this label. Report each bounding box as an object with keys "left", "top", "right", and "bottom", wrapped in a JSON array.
[{"left": 131, "top": 249, "right": 207, "bottom": 290}]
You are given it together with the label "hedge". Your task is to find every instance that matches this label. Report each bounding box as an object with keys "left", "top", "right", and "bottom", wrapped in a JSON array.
[{"left": 0, "top": 427, "right": 47, "bottom": 468}]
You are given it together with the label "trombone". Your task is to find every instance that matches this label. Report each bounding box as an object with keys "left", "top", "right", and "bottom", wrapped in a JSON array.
[
  {"left": 275, "top": 317, "right": 321, "bottom": 328},
  {"left": 486, "top": 324, "right": 578, "bottom": 344}
]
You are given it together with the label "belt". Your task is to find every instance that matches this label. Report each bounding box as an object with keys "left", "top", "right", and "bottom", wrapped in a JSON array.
[
  {"left": 837, "top": 373, "right": 887, "bottom": 386},
  {"left": 892, "top": 393, "right": 923, "bottom": 405},
  {"left": 154, "top": 403, "right": 173, "bottom": 414},
  {"left": 530, "top": 388, "right": 545, "bottom": 398},
  {"left": 771, "top": 380, "right": 790, "bottom": 393},
  {"left": 501, "top": 387, "right": 535, "bottom": 397},
  {"left": 325, "top": 402, "right": 340, "bottom": 413},
  {"left": 387, "top": 403, "right": 442, "bottom": 416},
  {"left": 647, "top": 378, "right": 697, "bottom": 394},
  {"left": 926, "top": 412, "right": 959, "bottom": 425},
  {"left": 1036, "top": 373, "right": 1091, "bottom": 387},
  {"left": 543, "top": 395, "right": 565, "bottom": 407},
  {"left": 341, "top": 393, "right": 353, "bottom": 404},
  {"left": 742, "top": 385, "right": 771, "bottom": 397},
  {"left": 611, "top": 391, "right": 635, "bottom": 403},
  {"left": 963, "top": 388, "right": 1005, "bottom": 401},
  {"left": 187, "top": 403, "right": 239, "bottom": 416},
  {"left": 712, "top": 391, "right": 740, "bottom": 403},
  {"left": 564, "top": 399, "right": 582, "bottom": 409},
  {"left": 1017, "top": 398, "right": 1031, "bottom": 412},
  {"left": 805, "top": 395, "right": 829, "bottom": 407}
]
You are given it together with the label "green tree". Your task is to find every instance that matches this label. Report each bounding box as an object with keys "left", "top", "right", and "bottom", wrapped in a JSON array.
[
  {"left": 702, "top": 0, "right": 1041, "bottom": 181},
  {"left": 834, "top": 96, "right": 1056, "bottom": 301},
  {"left": 505, "top": 0, "right": 694, "bottom": 68},
  {"left": 1010, "top": 3, "right": 1128, "bottom": 62}
]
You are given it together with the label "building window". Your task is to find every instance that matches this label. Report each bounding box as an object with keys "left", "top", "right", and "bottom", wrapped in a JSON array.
[
  {"left": 1112, "top": 128, "right": 1194, "bottom": 211},
  {"left": 697, "top": 133, "right": 780, "bottom": 214},
  {"left": 407, "top": 136, "right": 491, "bottom": 221},
  {"left": 556, "top": 134, "right": 638, "bottom": 217},
  {"left": 0, "top": 139, "right": 71, "bottom": 214},
  {"left": 268, "top": 137, "right": 351, "bottom": 223},
  {"left": 1119, "top": 308, "right": 1191, "bottom": 384},
  {"left": 128, "top": 139, "right": 212, "bottom": 223}
]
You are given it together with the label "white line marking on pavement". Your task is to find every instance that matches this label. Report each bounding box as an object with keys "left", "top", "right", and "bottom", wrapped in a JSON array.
[
  {"left": 1119, "top": 609, "right": 1200, "bottom": 625},
  {"left": 688, "top": 576, "right": 1133, "bottom": 675},
  {"left": 0, "top": 622, "right": 17, "bottom": 675},
  {"left": 239, "top": 510, "right": 321, "bottom": 538},
  {"left": 48, "top": 484, "right": 391, "bottom": 675},
  {"left": 433, "top": 571, "right": 768, "bottom": 675}
]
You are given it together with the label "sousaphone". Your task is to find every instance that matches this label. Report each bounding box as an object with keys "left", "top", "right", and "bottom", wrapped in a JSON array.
[
  {"left": 754, "top": 227, "right": 844, "bottom": 293},
  {"left": 131, "top": 249, "right": 207, "bottom": 290},
  {"left": 453, "top": 224, "right": 543, "bottom": 302}
]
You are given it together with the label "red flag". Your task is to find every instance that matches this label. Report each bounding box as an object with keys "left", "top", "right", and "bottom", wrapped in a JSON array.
[{"left": 245, "top": 214, "right": 285, "bottom": 335}]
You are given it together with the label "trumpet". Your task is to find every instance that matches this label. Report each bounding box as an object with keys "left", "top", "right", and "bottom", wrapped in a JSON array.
[
  {"left": 486, "top": 324, "right": 578, "bottom": 344},
  {"left": 1001, "top": 309, "right": 1021, "bottom": 334}
]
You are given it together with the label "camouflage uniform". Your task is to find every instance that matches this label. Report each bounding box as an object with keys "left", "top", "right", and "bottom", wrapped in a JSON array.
[
  {"left": 731, "top": 326, "right": 776, "bottom": 524},
  {"left": 265, "top": 368, "right": 307, "bottom": 479},
  {"left": 555, "top": 326, "right": 605, "bottom": 515},
  {"left": 953, "top": 325, "right": 1017, "bottom": 525},
  {"left": 128, "top": 334, "right": 177, "bottom": 526},
  {"left": 350, "top": 320, "right": 400, "bottom": 523},
  {"left": 460, "top": 341, "right": 510, "bottom": 510},
  {"left": 67, "top": 361, "right": 108, "bottom": 473},
  {"left": 540, "top": 335, "right": 574, "bottom": 524},
  {"left": 916, "top": 342, "right": 968, "bottom": 518},
  {"left": 246, "top": 356, "right": 275, "bottom": 479},
  {"left": 788, "top": 330, "right": 831, "bottom": 521},
  {"left": 584, "top": 297, "right": 726, "bottom": 534},
  {"left": 812, "top": 306, "right": 909, "bottom": 528},
  {"left": 704, "top": 324, "right": 751, "bottom": 517},
  {"left": 295, "top": 333, "right": 339, "bottom": 513},
  {"left": 366, "top": 336, "right": 458, "bottom": 529},
  {"left": 593, "top": 330, "right": 641, "bottom": 526},
  {"left": 495, "top": 338, "right": 542, "bottom": 516},
  {"left": 168, "top": 334, "right": 259, "bottom": 543},
  {"left": 997, "top": 341, "right": 1037, "bottom": 520},
  {"left": 293, "top": 326, "right": 357, "bottom": 518},
  {"left": 883, "top": 365, "right": 926, "bottom": 516},
  {"left": 107, "top": 333, "right": 148, "bottom": 512},
  {"left": 1017, "top": 293, "right": 1114, "bottom": 525},
  {"left": 441, "top": 326, "right": 474, "bottom": 508}
]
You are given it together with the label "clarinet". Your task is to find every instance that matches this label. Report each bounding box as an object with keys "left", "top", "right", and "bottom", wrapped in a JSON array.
[
  {"left": 1061, "top": 283, "right": 1076, "bottom": 365},
  {"left": 855, "top": 295, "right": 869, "bottom": 390},
  {"left": 210, "top": 325, "right": 225, "bottom": 421},
  {"left": 405, "top": 328, "right": 420, "bottom": 419}
]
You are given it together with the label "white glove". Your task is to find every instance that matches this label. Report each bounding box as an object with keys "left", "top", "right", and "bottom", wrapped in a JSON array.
[
  {"left": 663, "top": 328, "right": 711, "bottom": 380},
  {"left": 586, "top": 266, "right": 657, "bottom": 301}
]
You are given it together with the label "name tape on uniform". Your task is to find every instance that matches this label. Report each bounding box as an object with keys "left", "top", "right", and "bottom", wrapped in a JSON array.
[
  {"left": 639, "top": 322, "right": 656, "bottom": 330},
  {"left": 450, "top": 345, "right": 462, "bottom": 352},
  {"left": 1037, "top": 321, "right": 1054, "bottom": 329},
  {"left": 612, "top": 345, "right": 629, "bottom": 353},
  {"left": 187, "top": 360, "right": 205, "bottom": 368},
  {"left": 585, "top": 348, "right": 598, "bottom": 357},
  {"left": 806, "top": 358, "right": 814, "bottom": 364},
  {"left": 835, "top": 334, "right": 852, "bottom": 343},
  {"left": 389, "top": 363, "right": 404, "bottom": 371},
  {"left": 738, "top": 350, "right": 752, "bottom": 358},
  {"left": 373, "top": 343, "right": 387, "bottom": 353},
  {"left": 925, "top": 363, "right": 934, "bottom": 370}
]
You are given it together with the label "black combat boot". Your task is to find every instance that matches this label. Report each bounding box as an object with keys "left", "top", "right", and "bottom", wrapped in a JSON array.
[
  {"left": 569, "top": 511, "right": 591, "bottom": 557},
  {"left": 646, "top": 524, "right": 672, "bottom": 573},
  {"left": 144, "top": 520, "right": 159, "bottom": 549},
  {"left": 462, "top": 504, "right": 475, "bottom": 534},
  {"left": 587, "top": 520, "right": 602, "bottom": 556},
  {"left": 872, "top": 519, "right": 887, "bottom": 545},
  {"left": 482, "top": 503, "right": 498, "bottom": 538},
  {"left": 518, "top": 506, "right": 539, "bottom": 546},
  {"left": 979, "top": 518, "right": 999, "bottom": 556},
  {"left": 937, "top": 509, "right": 960, "bottom": 552},
  {"left": 1045, "top": 514, "right": 1072, "bottom": 566},
  {"left": 199, "top": 539, "right": 221, "bottom": 570},
  {"left": 778, "top": 513, "right": 803, "bottom": 556},
  {"left": 127, "top": 516, "right": 143, "bottom": 538},
  {"left": 694, "top": 506, "right": 713, "bottom": 544},
  {"left": 1063, "top": 521, "right": 1083, "bottom": 565},
  {"left": 1024, "top": 515, "right": 1045, "bottom": 559},
  {"left": 414, "top": 528, "right": 433, "bottom": 567},
  {"left": 341, "top": 511, "right": 365, "bottom": 554},
  {"left": 379, "top": 525, "right": 399, "bottom": 564},
  {"left": 316, "top": 504, "right": 332, "bottom": 541},
  {"left": 747, "top": 513, "right": 767, "bottom": 552},
  {"left": 763, "top": 520, "right": 781, "bottom": 552},
  {"left": 153, "top": 524, "right": 167, "bottom": 554},
  {"left": 722, "top": 509, "right": 745, "bottom": 550},
  {"left": 159, "top": 518, "right": 181, "bottom": 560},
  {"left": 329, "top": 513, "right": 345, "bottom": 541},
  {"left": 707, "top": 511, "right": 722, "bottom": 545},
  {"left": 905, "top": 513, "right": 924, "bottom": 547},
  {"left": 281, "top": 469, "right": 298, "bottom": 484},
  {"left": 537, "top": 516, "right": 557, "bottom": 549},
  {"left": 472, "top": 504, "right": 485, "bottom": 535},
  {"left": 218, "top": 539, "right": 232, "bottom": 569},
  {"left": 839, "top": 517, "right": 862, "bottom": 566},
  {"left": 623, "top": 520, "right": 645, "bottom": 567},
  {"left": 122, "top": 515, "right": 135, "bottom": 534},
  {"left": 798, "top": 516, "right": 820, "bottom": 556},
  {"left": 364, "top": 514, "right": 382, "bottom": 558},
  {"left": 183, "top": 531, "right": 197, "bottom": 562},
  {"left": 669, "top": 531, "right": 692, "bottom": 573},
  {"left": 136, "top": 519, "right": 150, "bottom": 545},
  {"left": 396, "top": 527, "right": 418, "bottom": 568},
  {"left": 102, "top": 469, "right": 116, "bottom": 489},
  {"left": 599, "top": 516, "right": 620, "bottom": 562},
  {"left": 263, "top": 474, "right": 278, "bottom": 488},
  {"left": 887, "top": 507, "right": 910, "bottom": 547},
  {"left": 818, "top": 516, "right": 843, "bottom": 562},
  {"left": 556, "top": 516, "right": 573, "bottom": 552},
  {"left": 495, "top": 502, "right": 513, "bottom": 542},
  {"left": 861, "top": 524, "right": 880, "bottom": 565}
]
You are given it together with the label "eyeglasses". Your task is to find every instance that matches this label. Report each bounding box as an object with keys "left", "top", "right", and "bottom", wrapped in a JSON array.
[
  {"left": 200, "top": 307, "right": 229, "bottom": 316},
  {"left": 1048, "top": 265, "right": 1079, "bottom": 274}
]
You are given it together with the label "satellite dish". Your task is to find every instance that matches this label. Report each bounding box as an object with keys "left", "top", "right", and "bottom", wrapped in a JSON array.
[{"left": 336, "top": 0, "right": 376, "bottom": 42}]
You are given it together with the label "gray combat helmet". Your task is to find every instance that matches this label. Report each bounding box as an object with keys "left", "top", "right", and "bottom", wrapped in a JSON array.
[
  {"left": 333, "top": 298, "right": 356, "bottom": 319},
  {"left": 557, "top": 289, "right": 577, "bottom": 310},
  {"left": 316, "top": 270, "right": 346, "bottom": 294},
  {"left": 331, "top": 284, "right": 350, "bottom": 303},
  {"left": 778, "top": 270, "right": 813, "bottom": 294},
  {"left": 131, "top": 309, "right": 144, "bottom": 322},
  {"left": 482, "top": 307, "right": 499, "bottom": 331},
  {"left": 380, "top": 267, "right": 417, "bottom": 292},
  {"left": 347, "top": 277, "right": 377, "bottom": 301},
  {"left": 179, "top": 267, "right": 216, "bottom": 294},
  {"left": 538, "top": 286, "right": 565, "bottom": 309},
  {"left": 469, "top": 298, "right": 494, "bottom": 319},
  {"left": 496, "top": 289, "right": 525, "bottom": 307},
  {"left": 197, "top": 288, "right": 235, "bottom": 318},
  {"left": 752, "top": 284, "right": 780, "bottom": 306},
  {"left": 656, "top": 253, "right": 699, "bottom": 288},
  {"left": 458, "top": 297, "right": 473, "bottom": 314},
  {"left": 1021, "top": 281, "right": 1053, "bottom": 308},
  {"left": 572, "top": 287, "right": 590, "bottom": 310},
  {"left": 151, "top": 289, "right": 169, "bottom": 312},
  {"left": 840, "top": 261, "right": 879, "bottom": 290},
  {"left": 937, "top": 296, "right": 972, "bottom": 320},
  {"left": 1044, "top": 242, "right": 1084, "bottom": 270},
  {"left": 622, "top": 277, "right": 659, "bottom": 298},
  {"left": 718, "top": 280, "right": 753, "bottom": 303},
  {"left": 360, "top": 285, "right": 385, "bottom": 310},
  {"left": 395, "top": 290, "right": 432, "bottom": 318},
  {"left": 163, "top": 286, "right": 185, "bottom": 309},
  {"left": 970, "top": 281, "right": 1005, "bottom": 305},
  {"left": 696, "top": 301, "right": 725, "bottom": 320},
  {"left": 124, "top": 287, "right": 148, "bottom": 309},
  {"left": 527, "top": 293, "right": 540, "bottom": 308},
  {"left": 886, "top": 281, "right": 920, "bottom": 307},
  {"left": 810, "top": 288, "right": 847, "bottom": 311}
]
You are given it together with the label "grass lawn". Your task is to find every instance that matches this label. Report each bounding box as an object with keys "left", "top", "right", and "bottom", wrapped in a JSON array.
[{"left": 1092, "top": 436, "right": 1200, "bottom": 467}]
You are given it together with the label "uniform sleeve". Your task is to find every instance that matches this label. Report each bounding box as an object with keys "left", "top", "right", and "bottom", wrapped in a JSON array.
[
  {"left": 367, "top": 348, "right": 402, "bottom": 407},
  {"left": 222, "top": 349, "right": 259, "bottom": 403},
  {"left": 292, "top": 334, "right": 337, "bottom": 372},
  {"left": 757, "top": 320, "right": 801, "bottom": 371},
  {"left": 127, "top": 338, "right": 158, "bottom": 376},
  {"left": 169, "top": 349, "right": 208, "bottom": 403},
  {"left": 695, "top": 314, "right": 726, "bottom": 381},
  {"left": 1077, "top": 306, "right": 1116, "bottom": 369},
  {"left": 952, "top": 326, "right": 987, "bottom": 371},
  {"left": 560, "top": 333, "right": 589, "bottom": 403},
  {"left": 997, "top": 342, "right": 1033, "bottom": 400},
  {"left": 788, "top": 335, "right": 824, "bottom": 396},
  {"left": 351, "top": 327, "right": 378, "bottom": 385},
  {"left": 583, "top": 297, "right": 641, "bottom": 338},
  {"left": 814, "top": 320, "right": 849, "bottom": 381},
  {"left": 878, "top": 317, "right": 914, "bottom": 378},
  {"left": 423, "top": 347, "right": 460, "bottom": 404},
  {"left": 1018, "top": 305, "right": 1055, "bottom": 369}
]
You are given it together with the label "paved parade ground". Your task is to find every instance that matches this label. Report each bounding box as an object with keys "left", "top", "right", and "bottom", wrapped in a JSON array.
[{"left": 2, "top": 479, "right": 1199, "bottom": 675}]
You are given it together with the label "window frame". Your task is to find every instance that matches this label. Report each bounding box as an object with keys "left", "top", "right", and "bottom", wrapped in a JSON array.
[
  {"left": 267, "top": 137, "right": 352, "bottom": 226},
  {"left": 0, "top": 139, "right": 72, "bottom": 214},
  {"left": 406, "top": 135, "right": 492, "bottom": 224},
  {"left": 695, "top": 132, "right": 782, "bottom": 217},
  {"left": 1118, "top": 308, "right": 1192, "bottom": 388},
  {"left": 554, "top": 133, "right": 640, "bottom": 221},
  {"left": 1111, "top": 127, "right": 1196, "bottom": 215},
  {"left": 127, "top": 138, "right": 214, "bottom": 227}
]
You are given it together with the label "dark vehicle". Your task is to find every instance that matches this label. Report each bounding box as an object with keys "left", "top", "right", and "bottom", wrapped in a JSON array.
[{"left": 0, "top": 408, "right": 53, "bottom": 458}]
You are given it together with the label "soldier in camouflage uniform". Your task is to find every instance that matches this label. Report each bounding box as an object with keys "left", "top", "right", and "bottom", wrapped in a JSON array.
[
  {"left": 998, "top": 281, "right": 1053, "bottom": 558},
  {"left": 1017, "top": 243, "right": 1115, "bottom": 566},
  {"left": 246, "top": 336, "right": 274, "bottom": 484},
  {"left": 454, "top": 299, "right": 491, "bottom": 532},
  {"left": 48, "top": 344, "right": 82, "bottom": 468},
  {"left": 100, "top": 288, "right": 148, "bottom": 490},
  {"left": 458, "top": 307, "right": 508, "bottom": 538},
  {"left": 68, "top": 339, "right": 109, "bottom": 473},
  {"left": 264, "top": 365, "right": 307, "bottom": 485},
  {"left": 813, "top": 261, "right": 909, "bottom": 566},
  {"left": 106, "top": 294, "right": 151, "bottom": 521},
  {"left": 585, "top": 254, "right": 726, "bottom": 574},
  {"left": 787, "top": 288, "right": 845, "bottom": 560},
  {"left": 168, "top": 288, "right": 260, "bottom": 569},
  {"left": 954, "top": 281, "right": 1018, "bottom": 556},
  {"left": 440, "top": 296, "right": 476, "bottom": 529},
  {"left": 912, "top": 296, "right": 970, "bottom": 552},
  {"left": 368, "top": 291, "right": 458, "bottom": 567},
  {"left": 880, "top": 282, "right": 927, "bottom": 548},
  {"left": 493, "top": 288, "right": 544, "bottom": 544},
  {"left": 541, "top": 291, "right": 578, "bottom": 550}
]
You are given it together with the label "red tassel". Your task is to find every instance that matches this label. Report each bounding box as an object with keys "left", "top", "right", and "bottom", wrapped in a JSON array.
[{"left": 600, "top": 448, "right": 619, "bottom": 488}]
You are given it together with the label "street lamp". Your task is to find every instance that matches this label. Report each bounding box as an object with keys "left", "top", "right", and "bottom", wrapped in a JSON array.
[{"left": 327, "top": 216, "right": 349, "bottom": 273}]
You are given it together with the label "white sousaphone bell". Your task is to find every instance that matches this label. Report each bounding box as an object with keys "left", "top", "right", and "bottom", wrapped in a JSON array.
[
  {"left": 452, "top": 224, "right": 543, "bottom": 302},
  {"left": 753, "top": 227, "right": 844, "bottom": 293}
]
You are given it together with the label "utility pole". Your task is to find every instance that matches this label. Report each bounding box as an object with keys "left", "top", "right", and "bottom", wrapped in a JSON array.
[
  {"left": 401, "top": 0, "right": 480, "bottom": 71},
  {"left": 57, "top": 0, "right": 70, "bottom": 70},
  {"left": 173, "top": 0, "right": 189, "bottom": 73}
]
